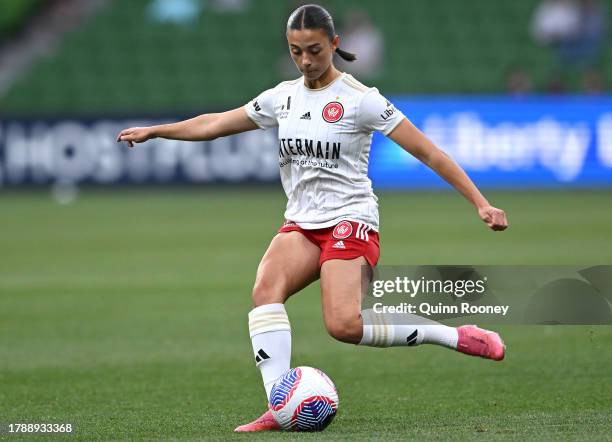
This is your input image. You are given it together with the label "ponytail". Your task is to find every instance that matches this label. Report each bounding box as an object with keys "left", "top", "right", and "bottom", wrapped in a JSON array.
[
  {"left": 287, "top": 4, "right": 357, "bottom": 63},
  {"left": 335, "top": 47, "right": 357, "bottom": 62}
]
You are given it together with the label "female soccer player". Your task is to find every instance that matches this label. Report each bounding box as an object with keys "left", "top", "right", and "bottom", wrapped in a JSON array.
[{"left": 117, "top": 4, "right": 508, "bottom": 432}]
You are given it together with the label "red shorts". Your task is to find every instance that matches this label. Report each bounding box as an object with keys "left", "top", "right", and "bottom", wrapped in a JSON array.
[{"left": 278, "top": 220, "right": 380, "bottom": 267}]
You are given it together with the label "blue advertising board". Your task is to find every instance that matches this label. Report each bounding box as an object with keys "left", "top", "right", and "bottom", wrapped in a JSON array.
[
  {"left": 1, "top": 96, "right": 611, "bottom": 188},
  {"left": 371, "top": 96, "right": 612, "bottom": 188}
]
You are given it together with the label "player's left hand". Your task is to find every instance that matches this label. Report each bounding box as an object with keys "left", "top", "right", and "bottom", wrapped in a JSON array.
[{"left": 478, "top": 205, "right": 508, "bottom": 231}]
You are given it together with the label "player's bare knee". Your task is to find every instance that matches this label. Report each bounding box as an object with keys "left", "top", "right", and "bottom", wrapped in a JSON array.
[
  {"left": 252, "top": 277, "right": 286, "bottom": 307},
  {"left": 324, "top": 315, "right": 362, "bottom": 344}
]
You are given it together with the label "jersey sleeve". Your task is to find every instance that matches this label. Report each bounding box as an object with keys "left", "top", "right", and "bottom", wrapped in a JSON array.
[
  {"left": 244, "top": 87, "right": 278, "bottom": 129},
  {"left": 357, "top": 88, "right": 405, "bottom": 135}
]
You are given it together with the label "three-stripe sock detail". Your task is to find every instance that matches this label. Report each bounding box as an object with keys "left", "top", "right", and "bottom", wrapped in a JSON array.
[
  {"left": 359, "top": 309, "right": 458, "bottom": 349},
  {"left": 254, "top": 348, "right": 270, "bottom": 364},
  {"left": 248, "top": 303, "right": 292, "bottom": 399},
  {"left": 406, "top": 330, "right": 419, "bottom": 346}
]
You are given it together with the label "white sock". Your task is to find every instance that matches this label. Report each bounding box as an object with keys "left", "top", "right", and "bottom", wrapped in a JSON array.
[
  {"left": 248, "top": 303, "right": 291, "bottom": 400},
  {"left": 359, "top": 309, "right": 458, "bottom": 349}
]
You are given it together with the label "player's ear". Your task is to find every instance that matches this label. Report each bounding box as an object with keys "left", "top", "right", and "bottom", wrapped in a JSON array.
[{"left": 331, "top": 35, "right": 340, "bottom": 52}]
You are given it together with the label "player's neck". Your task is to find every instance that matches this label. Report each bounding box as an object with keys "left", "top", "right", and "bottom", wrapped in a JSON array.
[{"left": 303, "top": 66, "right": 342, "bottom": 90}]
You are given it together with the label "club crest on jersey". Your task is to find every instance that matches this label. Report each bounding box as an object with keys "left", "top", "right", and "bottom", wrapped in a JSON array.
[
  {"left": 322, "top": 102, "right": 344, "bottom": 123},
  {"left": 332, "top": 221, "right": 353, "bottom": 239}
]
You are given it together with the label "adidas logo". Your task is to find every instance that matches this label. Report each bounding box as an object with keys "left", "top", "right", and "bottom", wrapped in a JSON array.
[
  {"left": 406, "top": 330, "right": 418, "bottom": 346},
  {"left": 300, "top": 111, "right": 311, "bottom": 120},
  {"left": 254, "top": 348, "right": 270, "bottom": 364},
  {"left": 332, "top": 240, "right": 346, "bottom": 249}
]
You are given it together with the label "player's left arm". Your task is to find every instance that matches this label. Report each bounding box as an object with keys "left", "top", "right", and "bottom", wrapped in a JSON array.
[{"left": 387, "top": 119, "right": 508, "bottom": 231}]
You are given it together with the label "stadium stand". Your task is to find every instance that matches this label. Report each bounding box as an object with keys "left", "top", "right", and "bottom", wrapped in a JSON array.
[
  {"left": 1, "top": 0, "right": 610, "bottom": 113},
  {"left": 0, "top": 0, "right": 42, "bottom": 39}
]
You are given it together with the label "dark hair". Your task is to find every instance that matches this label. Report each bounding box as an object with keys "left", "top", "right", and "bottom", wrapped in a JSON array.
[{"left": 287, "top": 4, "right": 357, "bottom": 62}]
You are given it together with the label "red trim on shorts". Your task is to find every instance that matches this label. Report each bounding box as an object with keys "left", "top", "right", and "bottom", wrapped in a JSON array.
[{"left": 278, "top": 220, "right": 380, "bottom": 267}]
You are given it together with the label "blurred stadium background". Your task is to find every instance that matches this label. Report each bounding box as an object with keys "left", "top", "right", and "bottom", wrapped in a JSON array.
[{"left": 1, "top": 0, "right": 612, "bottom": 439}]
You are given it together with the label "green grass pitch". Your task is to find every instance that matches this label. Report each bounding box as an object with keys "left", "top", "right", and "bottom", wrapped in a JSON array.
[{"left": 1, "top": 188, "right": 611, "bottom": 440}]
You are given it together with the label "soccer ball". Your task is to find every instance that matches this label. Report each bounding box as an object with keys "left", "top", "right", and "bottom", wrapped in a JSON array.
[{"left": 269, "top": 366, "right": 339, "bottom": 431}]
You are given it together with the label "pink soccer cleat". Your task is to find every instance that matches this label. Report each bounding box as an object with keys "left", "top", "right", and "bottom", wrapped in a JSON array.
[
  {"left": 456, "top": 325, "right": 506, "bottom": 361},
  {"left": 234, "top": 409, "right": 281, "bottom": 433}
]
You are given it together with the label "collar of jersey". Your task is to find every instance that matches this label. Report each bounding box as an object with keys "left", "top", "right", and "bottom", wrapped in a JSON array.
[{"left": 302, "top": 72, "right": 346, "bottom": 92}]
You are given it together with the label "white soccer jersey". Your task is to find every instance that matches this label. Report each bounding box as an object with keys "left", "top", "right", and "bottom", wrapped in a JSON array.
[{"left": 244, "top": 72, "right": 405, "bottom": 231}]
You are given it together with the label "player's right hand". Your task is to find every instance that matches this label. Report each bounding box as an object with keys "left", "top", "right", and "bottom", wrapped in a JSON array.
[{"left": 116, "top": 127, "right": 153, "bottom": 147}]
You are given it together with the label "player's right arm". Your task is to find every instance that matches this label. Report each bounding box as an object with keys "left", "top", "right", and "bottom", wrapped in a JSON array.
[{"left": 116, "top": 107, "right": 259, "bottom": 147}]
